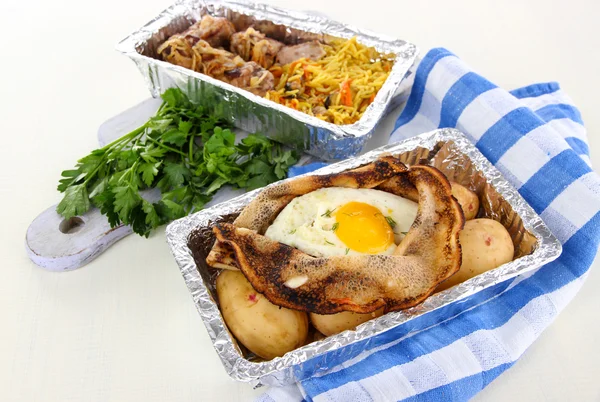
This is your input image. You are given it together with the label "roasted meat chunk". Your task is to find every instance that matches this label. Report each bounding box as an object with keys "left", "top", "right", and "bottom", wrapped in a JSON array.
[
  {"left": 222, "top": 61, "right": 275, "bottom": 96},
  {"left": 197, "top": 15, "right": 236, "bottom": 48},
  {"left": 230, "top": 28, "right": 284, "bottom": 69},
  {"left": 276, "top": 41, "right": 326, "bottom": 65},
  {"left": 158, "top": 16, "right": 236, "bottom": 68}
]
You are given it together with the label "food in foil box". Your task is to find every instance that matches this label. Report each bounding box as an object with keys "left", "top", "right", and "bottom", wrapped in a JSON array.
[
  {"left": 204, "top": 155, "right": 515, "bottom": 360},
  {"left": 156, "top": 14, "right": 395, "bottom": 125}
]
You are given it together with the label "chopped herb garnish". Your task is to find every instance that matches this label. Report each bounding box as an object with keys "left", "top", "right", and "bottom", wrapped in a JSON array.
[
  {"left": 289, "top": 229, "right": 297, "bottom": 234},
  {"left": 345, "top": 248, "right": 349, "bottom": 255},
  {"left": 385, "top": 216, "right": 397, "bottom": 229},
  {"left": 325, "top": 240, "right": 334, "bottom": 245},
  {"left": 321, "top": 208, "right": 336, "bottom": 218},
  {"left": 331, "top": 222, "right": 339, "bottom": 231}
]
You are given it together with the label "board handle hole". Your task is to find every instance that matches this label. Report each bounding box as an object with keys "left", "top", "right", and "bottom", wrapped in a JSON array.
[{"left": 59, "top": 217, "right": 85, "bottom": 234}]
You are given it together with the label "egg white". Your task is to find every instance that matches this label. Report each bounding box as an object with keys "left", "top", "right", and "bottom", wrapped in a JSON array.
[{"left": 264, "top": 187, "right": 418, "bottom": 257}]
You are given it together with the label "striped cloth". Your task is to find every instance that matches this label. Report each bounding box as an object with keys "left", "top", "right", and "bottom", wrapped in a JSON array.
[{"left": 259, "top": 48, "right": 600, "bottom": 402}]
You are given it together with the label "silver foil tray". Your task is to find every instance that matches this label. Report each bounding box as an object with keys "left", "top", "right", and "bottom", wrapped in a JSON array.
[
  {"left": 165, "top": 128, "right": 562, "bottom": 387},
  {"left": 116, "top": 0, "right": 418, "bottom": 161}
]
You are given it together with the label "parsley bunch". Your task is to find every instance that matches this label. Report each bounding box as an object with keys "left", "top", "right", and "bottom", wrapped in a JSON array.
[{"left": 56, "top": 88, "right": 297, "bottom": 236}]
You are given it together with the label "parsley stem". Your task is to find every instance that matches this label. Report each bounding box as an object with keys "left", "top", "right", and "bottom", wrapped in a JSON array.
[
  {"left": 100, "top": 125, "right": 146, "bottom": 152},
  {"left": 83, "top": 126, "right": 147, "bottom": 187},
  {"left": 188, "top": 134, "right": 195, "bottom": 162},
  {"left": 146, "top": 136, "right": 187, "bottom": 157}
]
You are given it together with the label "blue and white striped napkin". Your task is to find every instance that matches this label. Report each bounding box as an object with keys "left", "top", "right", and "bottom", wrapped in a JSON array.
[{"left": 260, "top": 48, "right": 600, "bottom": 402}]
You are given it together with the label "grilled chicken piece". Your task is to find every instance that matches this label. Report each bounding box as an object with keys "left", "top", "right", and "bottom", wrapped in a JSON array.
[
  {"left": 276, "top": 41, "right": 326, "bottom": 65},
  {"left": 222, "top": 61, "right": 275, "bottom": 96},
  {"left": 230, "top": 28, "right": 284, "bottom": 69}
]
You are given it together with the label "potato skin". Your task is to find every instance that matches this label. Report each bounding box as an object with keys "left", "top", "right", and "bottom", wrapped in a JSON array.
[
  {"left": 216, "top": 270, "right": 308, "bottom": 360},
  {"left": 438, "top": 218, "right": 514, "bottom": 291},
  {"left": 310, "top": 309, "right": 384, "bottom": 336},
  {"left": 451, "top": 182, "right": 480, "bottom": 220}
]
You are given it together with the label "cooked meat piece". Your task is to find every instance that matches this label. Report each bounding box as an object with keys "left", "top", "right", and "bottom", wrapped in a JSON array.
[
  {"left": 157, "top": 35, "right": 195, "bottom": 70},
  {"left": 177, "top": 21, "right": 203, "bottom": 46},
  {"left": 252, "top": 39, "right": 284, "bottom": 69},
  {"left": 252, "top": 21, "right": 287, "bottom": 41},
  {"left": 158, "top": 16, "right": 236, "bottom": 67},
  {"left": 222, "top": 61, "right": 275, "bottom": 96},
  {"left": 231, "top": 15, "right": 287, "bottom": 41},
  {"left": 197, "top": 15, "right": 236, "bottom": 48},
  {"left": 230, "top": 28, "right": 263, "bottom": 59},
  {"left": 285, "top": 79, "right": 303, "bottom": 91},
  {"left": 276, "top": 41, "right": 326, "bottom": 65},
  {"left": 230, "top": 28, "right": 284, "bottom": 69},
  {"left": 312, "top": 106, "right": 327, "bottom": 115},
  {"left": 191, "top": 40, "right": 245, "bottom": 77},
  {"left": 284, "top": 29, "right": 325, "bottom": 45},
  {"left": 167, "top": 16, "right": 235, "bottom": 48}
]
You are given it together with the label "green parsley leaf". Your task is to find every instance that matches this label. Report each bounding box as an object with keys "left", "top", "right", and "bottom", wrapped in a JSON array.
[
  {"left": 113, "top": 185, "right": 141, "bottom": 222},
  {"left": 88, "top": 177, "right": 108, "bottom": 199},
  {"left": 178, "top": 120, "right": 193, "bottom": 135},
  {"left": 56, "top": 184, "right": 90, "bottom": 219},
  {"left": 138, "top": 162, "right": 160, "bottom": 187},
  {"left": 162, "top": 129, "right": 188, "bottom": 147},
  {"left": 93, "top": 186, "right": 120, "bottom": 227},
  {"left": 206, "top": 176, "right": 228, "bottom": 194},
  {"left": 140, "top": 145, "right": 167, "bottom": 163},
  {"left": 204, "top": 127, "right": 235, "bottom": 154},
  {"left": 162, "top": 162, "right": 190, "bottom": 189},
  {"left": 147, "top": 118, "right": 173, "bottom": 132},
  {"left": 161, "top": 199, "right": 186, "bottom": 220},
  {"left": 142, "top": 200, "right": 161, "bottom": 228},
  {"left": 245, "top": 170, "right": 278, "bottom": 190},
  {"left": 161, "top": 87, "right": 187, "bottom": 108},
  {"left": 57, "top": 169, "right": 84, "bottom": 192}
]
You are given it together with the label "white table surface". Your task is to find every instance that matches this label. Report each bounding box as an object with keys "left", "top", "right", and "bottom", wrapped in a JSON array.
[{"left": 2, "top": 0, "right": 600, "bottom": 400}]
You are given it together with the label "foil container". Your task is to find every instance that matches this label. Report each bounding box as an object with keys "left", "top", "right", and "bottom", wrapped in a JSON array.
[
  {"left": 165, "top": 128, "right": 562, "bottom": 387},
  {"left": 116, "top": 0, "right": 418, "bottom": 161}
]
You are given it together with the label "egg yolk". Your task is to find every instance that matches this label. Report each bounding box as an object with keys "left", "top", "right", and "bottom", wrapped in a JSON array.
[{"left": 335, "top": 202, "right": 395, "bottom": 254}]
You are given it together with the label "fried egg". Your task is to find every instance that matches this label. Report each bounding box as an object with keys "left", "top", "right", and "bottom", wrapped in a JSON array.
[{"left": 264, "top": 187, "right": 418, "bottom": 257}]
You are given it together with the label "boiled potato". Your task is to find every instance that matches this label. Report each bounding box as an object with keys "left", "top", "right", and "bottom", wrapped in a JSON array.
[
  {"left": 310, "top": 309, "right": 384, "bottom": 336},
  {"left": 216, "top": 270, "right": 309, "bottom": 360},
  {"left": 451, "top": 182, "right": 480, "bottom": 220},
  {"left": 438, "top": 218, "right": 514, "bottom": 291}
]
